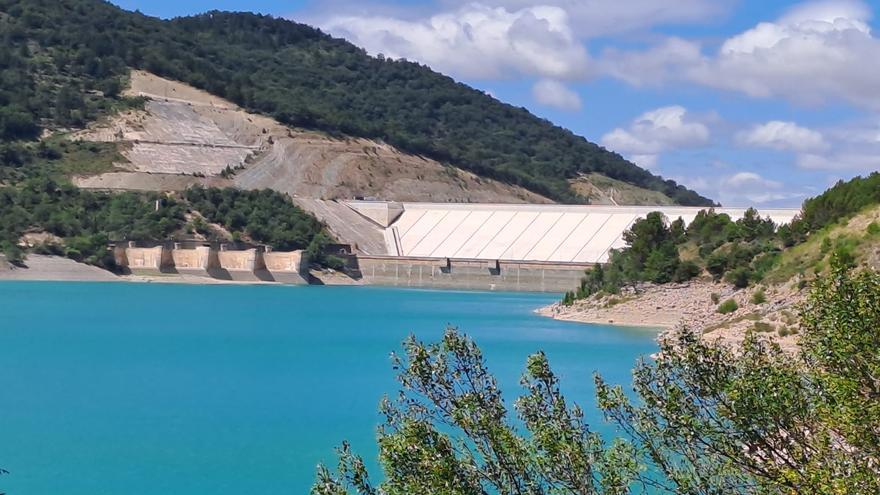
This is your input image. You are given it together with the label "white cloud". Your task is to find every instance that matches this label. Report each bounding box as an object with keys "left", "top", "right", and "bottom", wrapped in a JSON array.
[
  {"left": 719, "top": 172, "right": 804, "bottom": 205},
  {"left": 693, "top": 0, "right": 879, "bottom": 107},
  {"left": 738, "top": 121, "right": 829, "bottom": 152},
  {"left": 315, "top": 0, "right": 731, "bottom": 81},
  {"left": 598, "top": 37, "right": 703, "bottom": 87},
  {"left": 725, "top": 171, "right": 781, "bottom": 189},
  {"left": 601, "top": 106, "right": 710, "bottom": 168},
  {"left": 600, "top": 0, "right": 880, "bottom": 109},
  {"left": 629, "top": 154, "right": 659, "bottom": 170},
  {"left": 437, "top": 0, "right": 727, "bottom": 37},
  {"left": 321, "top": 4, "right": 590, "bottom": 80},
  {"left": 733, "top": 117, "right": 880, "bottom": 173},
  {"left": 675, "top": 171, "right": 806, "bottom": 206},
  {"left": 531, "top": 79, "right": 582, "bottom": 111},
  {"left": 797, "top": 152, "right": 880, "bottom": 171}
]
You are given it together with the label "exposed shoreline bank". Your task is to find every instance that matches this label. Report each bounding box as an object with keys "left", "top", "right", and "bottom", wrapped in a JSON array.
[
  {"left": 535, "top": 280, "right": 803, "bottom": 352},
  {"left": 0, "top": 254, "right": 362, "bottom": 286}
]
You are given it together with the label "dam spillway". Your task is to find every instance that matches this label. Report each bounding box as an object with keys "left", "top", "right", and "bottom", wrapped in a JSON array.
[
  {"left": 297, "top": 200, "right": 800, "bottom": 292},
  {"left": 319, "top": 201, "right": 800, "bottom": 263}
]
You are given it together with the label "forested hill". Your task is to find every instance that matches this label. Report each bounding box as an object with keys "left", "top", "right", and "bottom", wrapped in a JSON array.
[{"left": 0, "top": 0, "right": 714, "bottom": 206}]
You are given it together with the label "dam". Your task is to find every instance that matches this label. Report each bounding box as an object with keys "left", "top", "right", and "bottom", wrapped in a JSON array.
[
  {"left": 298, "top": 200, "right": 801, "bottom": 292},
  {"left": 114, "top": 242, "right": 309, "bottom": 284},
  {"left": 111, "top": 203, "right": 800, "bottom": 292}
]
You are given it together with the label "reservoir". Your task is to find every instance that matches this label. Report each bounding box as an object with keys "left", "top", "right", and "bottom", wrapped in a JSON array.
[{"left": 0, "top": 282, "right": 657, "bottom": 494}]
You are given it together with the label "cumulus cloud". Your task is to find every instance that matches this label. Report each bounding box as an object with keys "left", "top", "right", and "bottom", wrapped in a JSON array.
[
  {"left": 798, "top": 151, "right": 880, "bottom": 171},
  {"left": 598, "top": 37, "right": 704, "bottom": 87},
  {"left": 437, "top": 0, "right": 726, "bottom": 37},
  {"left": 693, "top": 0, "right": 880, "bottom": 107},
  {"left": 733, "top": 118, "right": 880, "bottom": 172},
  {"left": 719, "top": 172, "right": 804, "bottom": 205},
  {"left": 675, "top": 171, "right": 805, "bottom": 206},
  {"left": 600, "top": 0, "right": 880, "bottom": 109},
  {"left": 601, "top": 106, "right": 710, "bottom": 169},
  {"left": 321, "top": 4, "right": 590, "bottom": 80},
  {"left": 315, "top": 0, "right": 732, "bottom": 81},
  {"left": 738, "top": 121, "right": 829, "bottom": 152},
  {"left": 531, "top": 79, "right": 582, "bottom": 111}
]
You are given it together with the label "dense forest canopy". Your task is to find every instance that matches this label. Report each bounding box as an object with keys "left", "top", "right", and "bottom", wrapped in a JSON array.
[
  {"left": 0, "top": 0, "right": 713, "bottom": 206},
  {"left": 794, "top": 171, "right": 880, "bottom": 234}
]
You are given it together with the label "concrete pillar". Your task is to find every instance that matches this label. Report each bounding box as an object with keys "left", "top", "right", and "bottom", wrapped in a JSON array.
[{"left": 263, "top": 250, "right": 308, "bottom": 284}]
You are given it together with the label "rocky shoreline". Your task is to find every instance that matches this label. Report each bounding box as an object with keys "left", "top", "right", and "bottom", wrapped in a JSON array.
[{"left": 536, "top": 279, "right": 803, "bottom": 353}]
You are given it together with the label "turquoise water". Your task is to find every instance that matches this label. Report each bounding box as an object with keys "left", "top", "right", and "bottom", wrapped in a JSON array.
[{"left": 0, "top": 282, "right": 657, "bottom": 494}]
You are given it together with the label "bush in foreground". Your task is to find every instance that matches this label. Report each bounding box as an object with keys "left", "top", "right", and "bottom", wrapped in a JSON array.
[{"left": 313, "top": 256, "right": 880, "bottom": 494}]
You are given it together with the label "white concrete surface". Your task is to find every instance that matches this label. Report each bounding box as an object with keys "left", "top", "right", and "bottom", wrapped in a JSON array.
[{"left": 369, "top": 203, "right": 800, "bottom": 263}]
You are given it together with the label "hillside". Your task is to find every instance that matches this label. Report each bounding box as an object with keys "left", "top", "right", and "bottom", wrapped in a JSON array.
[
  {"left": 74, "top": 70, "right": 551, "bottom": 204},
  {"left": 0, "top": 0, "right": 712, "bottom": 206},
  {"left": 544, "top": 172, "right": 880, "bottom": 349},
  {"left": 569, "top": 173, "right": 677, "bottom": 206},
  {"left": 0, "top": 177, "right": 334, "bottom": 268}
]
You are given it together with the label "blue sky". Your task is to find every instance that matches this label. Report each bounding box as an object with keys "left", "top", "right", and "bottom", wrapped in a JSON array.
[{"left": 111, "top": 0, "right": 880, "bottom": 207}]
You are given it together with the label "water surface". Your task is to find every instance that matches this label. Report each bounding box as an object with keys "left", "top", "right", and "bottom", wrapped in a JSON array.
[{"left": 0, "top": 282, "right": 657, "bottom": 494}]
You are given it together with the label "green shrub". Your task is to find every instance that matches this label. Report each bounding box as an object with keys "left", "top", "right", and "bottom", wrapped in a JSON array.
[
  {"left": 752, "top": 321, "right": 774, "bottom": 333},
  {"left": 867, "top": 221, "right": 880, "bottom": 236},
  {"left": 751, "top": 288, "right": 767, "bottom": 305},
  {"left": 605, "top": 297, "right": 624, "bottom": 307},
  {"left": 673, "top": 260, "right": 701, "bottom": 283},
  {"left": 0, "top": 241, "right": 25, "bottom": 266},
  {"left": 706, "top": 252, "right": 728, "bottom": 280},
  {"left": 725, "top": 267, "right": 752, "bottom": 289},
  {"left": 750, "top": 251, "right": 779, "bottom": 281},
  {"left": 717, "top": 299, "right": 739, "bottom": 314},
  {"left": 831, "top": 237, "right": 858, "bottom": 269},
  {"left": 322, "top": 255, "right": 348, "bottom": 272},
  {"left": 32, "top": 242, "right": 65, "bottom": 256},
  {"left": 820, "top": 236, "right": 833, "bottom": 254}
]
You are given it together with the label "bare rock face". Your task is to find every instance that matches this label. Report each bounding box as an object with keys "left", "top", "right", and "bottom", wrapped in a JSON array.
[{"left": 74, "top": 70, "right": 552, "bottom": 205}]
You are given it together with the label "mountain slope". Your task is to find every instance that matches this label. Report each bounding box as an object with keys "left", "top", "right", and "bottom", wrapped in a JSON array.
[
  {"left": 0, "top": 0, "right": 713, "bottom": 206},
  {"left": 75, "top": 70, "right": 551, "bottom": 204}
]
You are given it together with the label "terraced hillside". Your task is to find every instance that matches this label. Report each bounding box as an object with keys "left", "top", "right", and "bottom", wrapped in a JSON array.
[{"left": 75, "top": 71, "right": 552, "bottom": 204}]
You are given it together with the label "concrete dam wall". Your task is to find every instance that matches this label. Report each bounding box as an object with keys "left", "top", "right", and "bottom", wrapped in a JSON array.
[
  {"left": 113, "top": 202, "right": 801, "bottom": 293},
  {"left": 357, "top": 256, "right": 592, "bottom": 293},
  {"left": 114, "top": 244, "right": 308, "bottom": 284},
  {"left": 287, "top": 200, "right": 800, "bottom": 292},
  {"left": 119, "top": 246, "right": 170, "bottom": 272},
  {"left": 350, "top": 202, "right": 801, "bottom": 264},
  {"left": 263, "top": 251, "right": 309, "bottom": 284}
]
